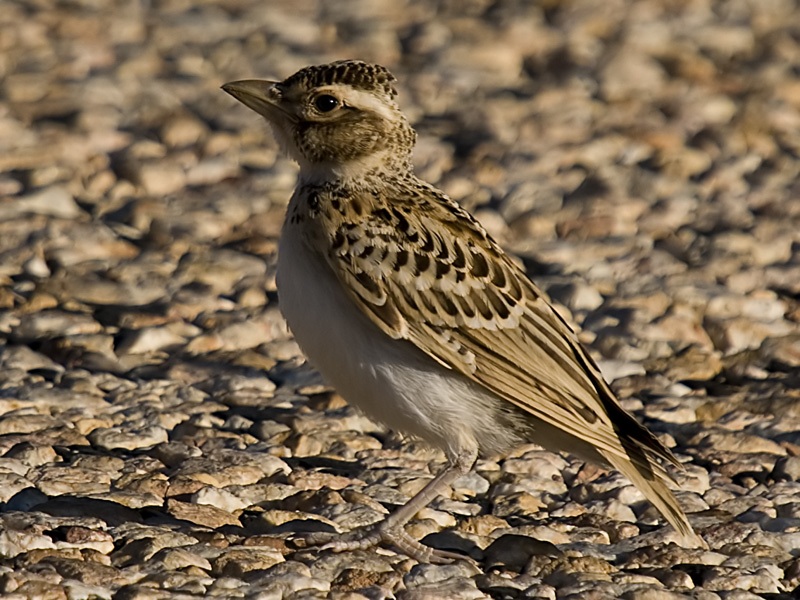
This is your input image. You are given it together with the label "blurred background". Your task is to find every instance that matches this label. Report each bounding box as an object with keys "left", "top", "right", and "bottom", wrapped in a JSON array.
[{"left": 2, "top": 0, "right": 798, "bottom": 382}]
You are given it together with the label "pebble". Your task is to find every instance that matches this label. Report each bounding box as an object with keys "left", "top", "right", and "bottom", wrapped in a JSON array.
[
  {"left": 0, "top": 186, "right": 83, "bottom": 219},
  {"left": 152, "top": 546, "right": 212, "bottom": 572},
  {"left": 112, "top": 530, "right": 201, "bottom": 567},
  {"left": 403, "top": 563, "right": 484, "bottom": 599},
  {"left": 0, "top": 526, "right": 56, "bottom": 559},
  {"left": 34, "top": 466, "right": 112, "bottom": 496},
  {"left": 547, "top": 281, "right": 605, "bottom": 312},
  {"left": 133, "top": 160, "right": 187, "bottom": 197},
  {"left": 192, "top": 486, "right": 249, "bottom": 512},
  {"left": 88, "top": 426, "right": 169, "bottom": 451},
  {"left": 211, "top": 547, "right": 285, "bottom": 577},
  {"left": 166, "top": 498, "right": 241, "bottom": 528},
  {"left": 115, "top": 326, "right": 188, "bottom": 355}
]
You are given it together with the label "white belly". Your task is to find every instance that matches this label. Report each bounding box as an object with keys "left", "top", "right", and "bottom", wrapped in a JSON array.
[{"left": 276, "top": 221, "right": 522, "bottom": 460}]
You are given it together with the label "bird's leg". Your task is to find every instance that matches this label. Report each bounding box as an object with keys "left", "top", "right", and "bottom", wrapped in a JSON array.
[{"left": 311, "top": 448, "right": 478, "bottom": 563}]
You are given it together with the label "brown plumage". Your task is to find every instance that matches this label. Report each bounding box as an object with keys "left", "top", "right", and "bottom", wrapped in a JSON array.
[{"left": 222, "top": 60, "right": 704, "bottom": 563}]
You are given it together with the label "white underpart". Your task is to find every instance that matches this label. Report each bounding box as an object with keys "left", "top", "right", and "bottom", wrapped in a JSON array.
[
  {"left": 297, "top": 150, "right": 396, "bottom": 185},
  {"left": 277, "top": 205, "right": 525, "bottom": 460}
]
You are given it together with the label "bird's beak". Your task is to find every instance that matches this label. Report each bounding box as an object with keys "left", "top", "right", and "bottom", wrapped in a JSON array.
[{"left": 221, "top": 79, "right": 288, "bottom": 121}]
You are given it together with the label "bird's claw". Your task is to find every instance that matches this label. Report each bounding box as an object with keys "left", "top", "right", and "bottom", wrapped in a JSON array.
[{"left": 299, "top": 524, "right": 475, "bottom": 565}]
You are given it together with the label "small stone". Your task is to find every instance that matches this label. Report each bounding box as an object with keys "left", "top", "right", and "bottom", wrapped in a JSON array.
[
  {"left": 42, "top": 557, "right": 124, "bottom": 587},
  {"left": 7, "top": 580, "right": 68, "bottom": 600},
  {"left": 0, "top": 187, "right": 82, "bottom": 219},
  {"left": 0, "top": 344, "right": 64, "bottom": 374},
  {"left": 645, "top": 345, "right": 723, "bottom": 381},
  {"left": 0, "top": 525, "right": 55, "bottom": 559},
  {"left": 116, "top": 326, "right": 186, "bottom": 355},
  {"left": 492, "top": 492, "right": 545, "bottom": 518},
  {"left": 701, "top": 565, "right": 782, "bottom": 594},
  {"left": 0, "top": 414, "right": 59, "bottom": 435},
  {"left": 160, "top": 114, "right": 208, "bottom": 148},
  {"left": 116, "top": 472, "right": 168, "bottom": 499},
  {"left": 113, "top": 531, "right": 200, "bottom": 567},
  {"left": 705, "top": 317, "right": 794, "bottom": 354},
  {"left": 403, "top": 563, "right": 483, "bottom": 598},
  {"left": 332, "top": 567, "right": 392, "bottom": 592},
  {"left": 60, "top": 526, "right": 114, "bottom": 552},
  {"left": 185, "top": 158, "right": 240, "bottom": 186},
  {"left": 643, "top": 309, "right": 714, "bottom": 349},
  {"left": 766, "top": 335, "right": 800, "bottom": 367},
  {"left": 547, "top": 281, "right": 604, "bottom": 312},
  {"left": 11, "top": 311, "right": 103, "bottom": 340},
  {"left": 597, "top": 359, "right": 646, "bottom": 382},
  {"left": 523, "top": 583, "right": 557, "bottom": 600},
  {"left": 34, "top": 466, "right": 111, "bottom": 496},
  {"left": 211, "top": 547, "right": 284, "bottom": 577},
  {"left": 88, "top": 426, "right": 168, "bottom": 451},
  {"left": 458, "top": 514, "right": 508, "bottom": 537},
  {"left": 692, "top": 431, "right": 786, "bottom": 456},
  {"left": 135, "top": 160, "right": 187, "bottom": 196},
  {"left": 166, "top": 499, "right": 241, "bottom": 529},
  {"left": 152, "top": 441, "right": 203, "bottom": 468},
  {"left": 4, "top": 443, "right": 59, "bottom": 468},
  {"left": 23, "top": 255, "right": 51, "bottom": 278},
  {"left": 538, "top": 555, "right": 617, "bottom": 585},
  {"left": 620, "top": 587, "right": 690, "bottom": 600},
  {"left": 192, "top": 487, "right": 249, "bottom": 512},
  {"left": 152, "top": 547, "right": 212, "bottom": 572},
  {"left": 705, "top": 292, "right": 787, "bottom": 322},
  {"left": 601, "top": 51, "right": 665, "bottom": 102}
]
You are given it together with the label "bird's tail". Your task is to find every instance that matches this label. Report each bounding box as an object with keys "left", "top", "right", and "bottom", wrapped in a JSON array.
[{"left": 600, "top": 432, "right": 707, "bottom": 549}]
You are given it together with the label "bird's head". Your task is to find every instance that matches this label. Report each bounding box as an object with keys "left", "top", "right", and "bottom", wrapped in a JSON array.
[{"left": 223, "top": 60, "right": 416, "bottom": 181}]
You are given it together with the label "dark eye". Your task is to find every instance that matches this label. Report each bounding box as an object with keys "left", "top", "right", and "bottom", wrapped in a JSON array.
[{"left": 314, "top": 94, "right": 340, "bottom": 113}]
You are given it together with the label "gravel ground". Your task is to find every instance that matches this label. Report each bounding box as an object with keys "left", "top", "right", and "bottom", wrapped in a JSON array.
[{"left": 1, "top": 0, "right": 800, "bottom": 598}]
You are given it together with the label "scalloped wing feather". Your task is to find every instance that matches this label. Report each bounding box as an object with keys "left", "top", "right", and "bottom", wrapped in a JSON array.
[{"left": 318, "top": 184, "right": 671, "bottom": 465}]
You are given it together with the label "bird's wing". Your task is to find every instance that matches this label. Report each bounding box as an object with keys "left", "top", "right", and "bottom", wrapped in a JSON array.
[
  {"left": 317, "top": 183, "right": 705, "bottom": 545},
  {"left": 319, "top": 183, "right": 676, "bottom": 470}
]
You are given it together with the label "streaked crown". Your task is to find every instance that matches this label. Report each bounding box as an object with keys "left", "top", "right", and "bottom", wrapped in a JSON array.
[{"left": 282, "top": 61, "right": 398, "bottom": 100}]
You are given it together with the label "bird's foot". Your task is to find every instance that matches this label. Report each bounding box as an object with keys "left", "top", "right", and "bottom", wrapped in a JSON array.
[{"left": 300, "top": 523, "right": 473, "bottom": 565}]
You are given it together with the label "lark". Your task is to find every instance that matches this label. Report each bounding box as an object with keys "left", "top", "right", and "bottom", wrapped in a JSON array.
[{"left": 222, "top": 60, "right": 704, "bottom": 563}]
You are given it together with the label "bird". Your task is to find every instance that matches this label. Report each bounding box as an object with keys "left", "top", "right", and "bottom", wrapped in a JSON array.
[{"left": 222, "top": 60, "right": 704, "bottom": 563}]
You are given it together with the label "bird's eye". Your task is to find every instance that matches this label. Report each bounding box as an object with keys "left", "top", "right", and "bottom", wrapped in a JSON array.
[{"left": 314, "top": 94, "right": 340, "bottom": 113}]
